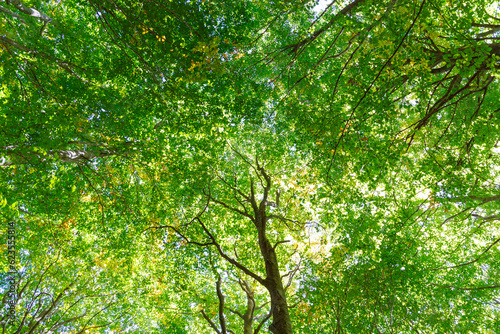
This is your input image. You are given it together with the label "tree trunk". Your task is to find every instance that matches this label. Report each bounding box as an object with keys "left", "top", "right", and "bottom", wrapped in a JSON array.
[
  {"left": 241, "top": 280, "right": 255, "bottom": 334},
  {"left": 256, "top": 217, "right": 293, "bottom": 334}
]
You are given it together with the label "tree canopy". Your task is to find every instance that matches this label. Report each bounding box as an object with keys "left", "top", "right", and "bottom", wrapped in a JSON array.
[{"left": 1, "top": 0, "right": 500, "bottom": 333}]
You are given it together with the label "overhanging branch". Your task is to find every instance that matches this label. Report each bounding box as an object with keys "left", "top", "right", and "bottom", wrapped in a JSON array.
[
  {"left": 8, "top": 0, "right": 52, "bottom": 23},
  {"left": 196, "top": 217, "right": 266, "bottom": 285}
]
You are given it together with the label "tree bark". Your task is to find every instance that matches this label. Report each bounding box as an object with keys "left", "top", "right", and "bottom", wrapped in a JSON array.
[
  {"left": 241, "top": 283, "right": 255, "bottom": 334},
  {"left": 203, "top": 159, "right": 295, "bottom": 334},
  {"left": 256, "top": 222, "right": 293, "bottom": 334},
  {"left": 252, "top": 167, "right": 293, "bottom": 334},
  {"left": 1, "top": 143, "right": 134, "bottom": 166},
  {"left": 0, "top": 5, "right": 27, "bottom": 23},
  {"left": 8, "top": 0, "right": 52, "bottom": 23}
]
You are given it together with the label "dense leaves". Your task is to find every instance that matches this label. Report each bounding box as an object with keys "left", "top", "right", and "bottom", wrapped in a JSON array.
[{"left": 1, "top": 0, "right": 500, "bottom": 333}]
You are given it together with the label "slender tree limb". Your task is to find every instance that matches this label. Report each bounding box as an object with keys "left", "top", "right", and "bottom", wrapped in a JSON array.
[
  {"left": 75, "top": 299, "right": 118, "bottom": 334},
  {"left": 201, "top": 310, "right": 222, "bottom": 334},
  {"left": 430, "top": 283, "right": 500, "bottom": 290},
  {"left": 434, "top": 235, "right": 500, "bottom": 270},
  {"left": 328, "top": 0, "right": 427, "bottom": 178},
  {"left": 196, "top": 217, "right": 266, "bottom": 285},
  {"left": 281, "top": 0, "right": 367, "bottom": 56},
  {"left": 253, "top": 310, "right": 272, "bottom": 334},
  {"left": 268, "top": 214, "right": 302, "bottom": 230},
  {"left": 45, "top": 295, "right": 85, "bottom": 333},
  {"left": 204, "top": 188, "right": 254, "bottom": 221},
  {"left": 282, "top": 258, "right": 302, "bottom": 293},
  {"left": 272, "top": 240, "right": 290, "bottom": 251},
  {"left": 228, "top": 308, "right": 244, "bottom": 319},
  {"left": 439, "top": 207, "right": 473, "bottom": 227},
  {"left": 25, "top": 279, "right": 78, "bottom": 334}
]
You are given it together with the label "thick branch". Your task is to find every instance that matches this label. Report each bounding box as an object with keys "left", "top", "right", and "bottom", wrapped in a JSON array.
[
  {"left": 0, "top": 5, "right": 27, "bottom": 23},
  {"left": 197, "top": 218, "right": 266, "bottom": 285},
  {"left": 8, "top": 0, "right": 52, "bottom": 23},
  {"left": 447, "top": 193, "right": 500, "bottom": 205},
  {"left": 272, "top": 240, "right": 290, "bottom": 251},
  {"left": 1, "top": 145, "right": 134, "bottom": 166},
  {"left": 240, "top": 279, "right": 256, "bottom": 334},
  {"left": 471, "top": 213, "right": 500, "bottom": 221},
  {"left": 0, "top": 35, "right": 30, "bottom": 52},
  {"left": 216, "top": 277, "right": 228, "bottom": 334},
  {"left": 468, "top": 194, "right": 500, "bottom": 204},
  {"left": 472, "top": 23, "right": 500, "bottom": 28}
]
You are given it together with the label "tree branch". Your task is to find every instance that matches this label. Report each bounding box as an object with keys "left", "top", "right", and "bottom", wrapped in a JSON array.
[
  {"left": 272, "top": 240, "right": 290, "bottom": 251},
  {"left": 0, "top": 5, "right": 27, "bottom": 23},
  {"left": 204, "top": 187, "right": 254, "bottom": 221},
  {"left": 471, "top": 213, "right": 500, "bottom": 222},
  {"left": 8, "top": 0, "right": 52, "bottom": 23},
  {"left": 216, "top": 276, "right": 228, "bottom": 334},
  {"left": 281, "top": 0, "right": 367, "bottom": 56},
  {"left": 430, "top": 283, "right": 500, "bottom": 290},
  {"left": 253, "top": 310, "right": 272, "bottom": 334},
  {"left": 201, "top": 310, "right": 222, "bottom": 334},
  {"left": 434, "top": 235, "right": 500, "bottom": 270},
  {"left": 196, "top": 218, "right": 266, "bottom": 285}
]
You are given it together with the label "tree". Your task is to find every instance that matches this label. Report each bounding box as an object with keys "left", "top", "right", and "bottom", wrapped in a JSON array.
[
  {"left": 146, "top": 153, "right": 300, "bottom": 333},
  {"left": 2, "top": 0, "right": 500, "bottom": 333},
  {"left": 0, "top": 223, "right": 141, "bottom": 333}
]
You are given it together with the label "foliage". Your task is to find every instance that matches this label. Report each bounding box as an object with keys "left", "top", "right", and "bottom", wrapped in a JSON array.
[{"left": 1, "top": 0, "right": 500, "bottom": 333}]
